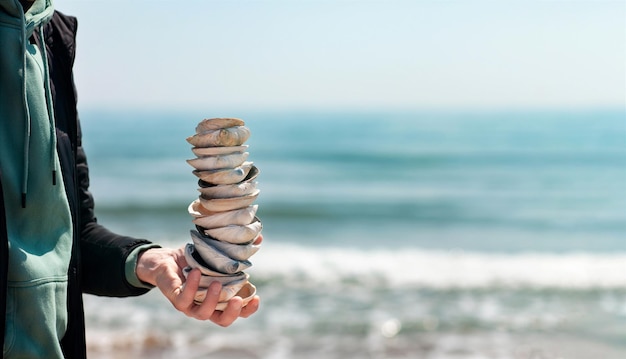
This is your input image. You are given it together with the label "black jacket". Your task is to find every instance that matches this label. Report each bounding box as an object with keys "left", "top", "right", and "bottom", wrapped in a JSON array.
[{"left": 0, "top": 11, "right": 155, "bottom": 359}]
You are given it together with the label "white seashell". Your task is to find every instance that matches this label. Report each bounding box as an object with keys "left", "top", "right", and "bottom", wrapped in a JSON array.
[
  {"left": 191, "top": 145, "right": 248, "bottom": 157},
  {"left": 192, "top": 277, "right": 249, "bottom": 303},
  {"left": 193, "top": 279, "right": 249, "bottom": 304},
  {"left": 186, "top": 126, "right": 250, "bottom": 147},
  {"left": 214, "top": 281, "right": 257, "bottom": 310},
  {"left": 191, "top": 230, "right": 252, "bottom": 274},
  {"left": 182, "top": 268, "right": 248, "bottom": 303},
  {"left": 195, "top": 118, "right": 245, "bottom": 133},
  {"left": 182, "top": 267, "right": 247, "bottom": 286},
  {"left": 198, "top": 190, "right": 260, "bottom": 212},
  {"left": 187, "top": 152, "right": 249, "bottom": 171},
  {"left": 197, "top": 181, "right": 258, "bottom": 199},
  {"left": 203, "top": 217, "right": 263, "bottom": 245},
  {"left": 184, "top": 243, "right": 233, "bottom": 277},
  {"left": 198, "top": 232, "right": 261, "bottom": 261},
  {"left": 242, "top": 165, "right": 259, "bottom": 182},
  {"left": 195, "top": 271, "right": 249, "bottom": 289},
  {"left": 196, "top": 164, "right": 258, "bottom": 190},
  {"left": 192, "top": 205, "right": 258, "bottom": 229},
  {"left": 193, "top": 162, "right": 253, "bottom": 185},
  {"left": 188, "top": 199, "right": 213, "bottom": 218}
]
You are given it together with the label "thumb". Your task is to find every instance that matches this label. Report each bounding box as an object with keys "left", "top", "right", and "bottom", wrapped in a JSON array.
[{"left": 155, "top": 265, "right": 186, "bottom": 302}]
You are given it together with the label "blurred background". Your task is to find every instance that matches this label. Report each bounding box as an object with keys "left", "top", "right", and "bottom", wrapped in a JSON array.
[{"left": 55, "top": 1, "right": 625, "bottom": 358}]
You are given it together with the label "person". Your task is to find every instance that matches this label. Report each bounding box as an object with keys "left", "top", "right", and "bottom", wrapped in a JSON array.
[{"left": 0, "top": 0, "right": 261, "bottom": 357}]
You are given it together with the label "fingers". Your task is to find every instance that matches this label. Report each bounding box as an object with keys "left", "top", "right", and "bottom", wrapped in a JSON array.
[
  {"left": 146, "top": 248, "right": 260, "bottom": 324},
  {"left": 154, "top": 265, "right": 184, "bottom": 304},
  {"left": 172, "top": 273, "right": 237, "bottom": 323},
  {"left": 210, "top": 296, "right": 243, "bottom": 327},
  {"left": 239, "top": 296, "right": 260, "bottom": 318},
  {"left": 191, "top": 281, "right": 222, "bottom": 319},
  {"left": 209, "top": 294, "right": 260, "bottom": 326},
  {"left": 174, "top": 245, "right": 188, "bottom": 270},
  {"left": 171, "top": 269, "right": 222, "bottom": 320},
  {"left": 176, "top": 268, "right": 202, "bottom": 309},
  {"left": 161, "top": 267, "right": 259, "bottom": 324},
  {"left": 159, "top": 267, "right": 197, "bottom": 315}
]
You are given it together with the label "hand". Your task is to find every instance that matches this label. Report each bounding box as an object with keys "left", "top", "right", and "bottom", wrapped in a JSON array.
[{"left": 135, "top": 241, "right": 261, "bottom": 326}]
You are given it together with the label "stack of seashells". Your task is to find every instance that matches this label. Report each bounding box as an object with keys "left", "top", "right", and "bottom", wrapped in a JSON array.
[{"left": 184, "top": 118, "right": 261, "bottom": 309}]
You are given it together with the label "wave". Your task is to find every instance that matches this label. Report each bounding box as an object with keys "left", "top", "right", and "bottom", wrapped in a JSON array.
[
  {"left": 94, "top": 199, "right": 626, "bottom": 237},
  {"left": 249, "top": 243, "right": 626, "bottom": 290},
  {"left": 258, "top": 149, "right": 626, "bottom": 169}
]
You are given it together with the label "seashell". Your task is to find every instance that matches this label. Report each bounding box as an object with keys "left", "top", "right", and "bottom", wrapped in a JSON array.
[
  {"left": 191, "top": 145, "right": 248, "bottom": 157},
  {"left": 184, "top": 243, "right": 234, "bottom": 277},
  {"left": 192, "top": 281, "right": 257, "bottom": 309},
  {"left": 196, "top": 230, "right": 261, "bottom": 260},
  {"left": 193, "top": 162, "right": 253, "bottom": 185},
  {"left": 192, "top": 205, "right": 258, "bottom": 229},
  {"left": 191, "top": 230, "right": 252, "bottom": 274},
  {"left": 182, "top": 268, "right": 248, "bottom": 303},
  {"left": 242, "top": 164, "right": 259, "bottom": 182},
  {"left": 193, "top": 279, "right": 249, "bottom": 304},
  {"left": 203, "top": 217, "right": 263, "bottom": 245},
  {"left": 188, "top": 199, "right": 213, "bottom": 218},
  {"left": 197, "top": 181, "right": 258, "bottom": 199},
  {"left": 182, "top": 267, "right": 247, "bottom": 287},
  {"left": 198, "top": 189, "right": 260, "bottom": 212},
  {"left": 186, "top": 126, "right": 250, "bottom": 147},
  {"left": 214, "top": 281, "right": 257, "bottom": 310},
  {"left": 186, "top": 152, "right": 249, "bottom": 171},
  {"left": 194, "top": 271, "right": 249, "bottom": 289},
  {"left": 195, "top": 118, "right": 245, "bottom": 133},
  {"left": 196, "top": 165, "right": 259, "bottom": 189}
]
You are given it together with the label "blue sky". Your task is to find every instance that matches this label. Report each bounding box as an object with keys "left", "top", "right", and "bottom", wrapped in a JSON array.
[{"left": 53, "top": 0, "right": 625, "bottom": 112}]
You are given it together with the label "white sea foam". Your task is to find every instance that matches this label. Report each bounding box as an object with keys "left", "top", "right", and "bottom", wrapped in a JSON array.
[{"left": 250, "top": 243, "right": 626, "bottom": 289}]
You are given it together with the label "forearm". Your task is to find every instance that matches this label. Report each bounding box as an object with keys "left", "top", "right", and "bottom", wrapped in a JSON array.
[{"left": 79, "top": 221, "right": 157, "bottom": 296}]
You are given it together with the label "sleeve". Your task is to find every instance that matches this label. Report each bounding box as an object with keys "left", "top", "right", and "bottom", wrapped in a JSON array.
[
  {"left": 75, "top": 123, "right": 161, "bottom": 297},
  {"left": 46, "top": 11, "right": 161, "bottom": 297}
]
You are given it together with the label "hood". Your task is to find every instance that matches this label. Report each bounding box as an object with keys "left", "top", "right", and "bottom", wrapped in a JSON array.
[
  {"left": 0, "top": 0, "right": 56, "bottom": 208},
  {"left": 0, "top": 0, "right": 54, "bottom": 37}
]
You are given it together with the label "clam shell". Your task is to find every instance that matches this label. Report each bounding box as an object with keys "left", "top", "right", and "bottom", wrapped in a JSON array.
[
  {"left": 183, "top": 266, "right": 245, "bottom": 283},
  {"left": 193, "top": 278, "right": 249, "bottom": 304},
  {"left": 188, "top": 199, "right": 213, "bottom": 218},
  {"left": 187, "top": 152, "right": 249, "bottom": 171},
  {"left": 191, "top": 230, "right": 252, "bottom": 274},
  {"left": 193, "top": 162, "right": 253, "bottom": 185},
  {"left": 196, "top": 165, "right": 259, "bottom": 188},
  {"left": 192, "top": 205, "right": 259, "bottom": 229},
  {"left": 186, "top": 126, "right": 250, "bottom": 147},
  {"left": 197, "top": 230, "right": 261, "bottom": 260},
  {"left": 198, "top": 189, "right": 260, "bottom": 212},
  {"left": 203, "top": 217, "right": 263, "bottom": 245},
  {"left": 197, "top": 181, "right": 258, "bottom": 199},
  {"left": 242, "top": 165, "right": 259, "bottom": 182},
  {"left": 194, "top": 271, "right": 249, "bottom": 289},
  {"left": 182, "top": 268, "right": 248, "bottom": 303},
  {"left": 184, "top": 243, "right": 233, "bottom": 277},
  {"left": 191, "top": 145, "right": 248, "bottom": 157},
  {"left": 214, "top": 281, "right": 257, "bottom": 310},
  {"left": 195, "top": 118, "right": 245, "bottom": 133}
]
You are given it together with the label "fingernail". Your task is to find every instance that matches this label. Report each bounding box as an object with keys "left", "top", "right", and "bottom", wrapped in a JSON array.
[{"left": 210, "top": 281, "right": 222, "bottom": 295}]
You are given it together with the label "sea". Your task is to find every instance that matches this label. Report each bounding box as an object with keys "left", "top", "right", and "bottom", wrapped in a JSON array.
[{"left": 78, "top": 109, "right": 626, "bottom": 359}]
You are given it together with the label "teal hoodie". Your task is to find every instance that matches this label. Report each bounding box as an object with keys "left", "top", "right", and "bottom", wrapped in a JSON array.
[{"left": 0, "top": 0, "right": 74, "bottom": 357}]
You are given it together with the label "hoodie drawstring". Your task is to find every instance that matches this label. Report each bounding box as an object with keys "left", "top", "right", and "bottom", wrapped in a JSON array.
[
  {"left": 20, "top": 13, "right": 31, "bottom": 208},
  {"left": 19, "top": 22, "right": 58, "bottom": 209},
  {"left": 39, "top": 25, "right": 57, "bottom": 187}
]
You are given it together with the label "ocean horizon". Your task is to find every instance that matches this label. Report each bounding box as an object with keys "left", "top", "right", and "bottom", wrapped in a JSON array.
[{"left": 78, "top": 108, "right": 626, "bottom": 358}]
